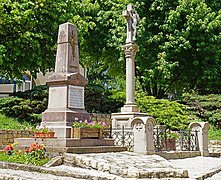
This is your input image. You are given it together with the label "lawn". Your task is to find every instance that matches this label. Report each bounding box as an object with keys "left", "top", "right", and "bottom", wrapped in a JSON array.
[{"left": 0, "top": 113, "right": 32, "bottom": 130}]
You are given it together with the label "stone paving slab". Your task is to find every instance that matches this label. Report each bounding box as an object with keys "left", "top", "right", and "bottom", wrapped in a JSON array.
[
  {"left": 0, "top": 168, "right": 81, "bottom": 180},
  {"left": 63, "top": 152, "right": 189, "bottom": 178},
  {"left": 169, "top": 156, "right": 221, "bottom": 179}
]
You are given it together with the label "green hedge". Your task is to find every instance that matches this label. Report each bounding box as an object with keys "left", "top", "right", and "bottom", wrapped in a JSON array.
[
  {"left": 182, "top": 94, "right": 221, "bottom": 128},
  {"left": 136, "top": 93, "right": 189, "bottom": 130},
  {"left": 0, "top": 85, "right": 48, "bottom": 124}
]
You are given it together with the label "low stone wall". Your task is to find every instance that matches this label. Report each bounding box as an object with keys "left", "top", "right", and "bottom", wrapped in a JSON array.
[
  {"left": 209, "top": 140, "right": 221, "bottom": 153},
  {"left": 156, "top": 151, "right": 201, "bottom": 160},
  {"left": 0, "top": 130, "right": 33, "bottom": 146}
]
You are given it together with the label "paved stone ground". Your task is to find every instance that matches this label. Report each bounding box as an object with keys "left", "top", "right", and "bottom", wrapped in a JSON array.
[
  {"left": 63, "top": 152, "right": 188, "bottom": 178},
  {"left": 0, "top": 168, "right": 81, "bottom": 180},
  {"left": 0, "top": 153, "right": 221, "bottom": 179},
  {"left": 206, "top": 171, "right": 221, "bottom": 179},
  {"left": 169, "top": 156, "right": 221, "bottom": 179}
]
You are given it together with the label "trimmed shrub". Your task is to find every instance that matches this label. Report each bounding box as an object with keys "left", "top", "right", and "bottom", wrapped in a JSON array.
[{"left": 136, "top": 93, "right": 189, "bottom": 130}]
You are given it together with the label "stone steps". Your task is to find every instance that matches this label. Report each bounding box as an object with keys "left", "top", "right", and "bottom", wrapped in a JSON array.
[
  {"left": 63, "top": 152, "right": 189, "bottom": 179},
  {"left": 66, "top": 146, "right": 127, "bottom": 154}
]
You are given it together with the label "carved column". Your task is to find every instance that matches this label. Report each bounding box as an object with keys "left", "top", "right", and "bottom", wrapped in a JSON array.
[{"left": 124, "top": 43, "right": 138, "bottom": 105}]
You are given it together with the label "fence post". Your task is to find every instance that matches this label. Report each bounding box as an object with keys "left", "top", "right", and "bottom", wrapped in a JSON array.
[
  {"left": 122, "top": 125, "right": 125, "bottom": 147},
  {"left": 189, "top": 122, "right": 210, "bottom": 156},
  {"left": 131, "top": 117, "right": 156, "bottom": 154}
]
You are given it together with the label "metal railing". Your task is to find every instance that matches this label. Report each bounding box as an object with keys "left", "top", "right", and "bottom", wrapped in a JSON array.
[
  {"left": 153, "top": 126, "right": 199, "bottom": 152},
  {"left": 88, "top": 114, "right": 199, "bottom": 152},
  {"left": 102, "top": 126, "right": 134, "bottom": 151}
]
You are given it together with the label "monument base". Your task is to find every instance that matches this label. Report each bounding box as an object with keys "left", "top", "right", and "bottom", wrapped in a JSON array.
[
  {"left": 121, "top": 104, "right": 140, "bottom": 113},
  {"left": 42, "top": 108, "right": 89, "bottom": 138},
  {"left": 111, "top": 111, "right": 150, "bottom": 128}
]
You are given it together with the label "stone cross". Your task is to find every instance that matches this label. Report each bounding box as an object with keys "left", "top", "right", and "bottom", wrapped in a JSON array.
[
  {"left": 55, "top": 23, "right": 79, "bottom": 74},
  {"left": 122, "top": 4, "right": 139, "bottom": 43},
  {"left": 121, "top": 4, "right": 139, "bottom": 111}
]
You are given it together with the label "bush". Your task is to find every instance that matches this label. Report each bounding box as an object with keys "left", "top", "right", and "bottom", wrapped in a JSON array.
[
  {"left": 136, "top": 92, "right": 189, "bottom": 130},
  {"left": 0, "top": 85, "right": 48, "bottom": 124},
  {"left": 182, "top": 94, "right": 221, "bottom": 128}
]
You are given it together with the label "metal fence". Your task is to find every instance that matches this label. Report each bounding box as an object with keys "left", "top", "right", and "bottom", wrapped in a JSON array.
[
  {"left": 153, "top": 126, "right": 199, "bottom": 152},
  {"left": 102, "top": 126, "right": 134, "bottom": 151},
  {"left": 89, "top": 114, "right": 199, "bottom": 152}
]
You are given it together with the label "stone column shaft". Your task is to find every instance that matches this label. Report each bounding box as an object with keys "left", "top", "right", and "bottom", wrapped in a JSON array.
[
  {"left": 126, "top": 51, "right": 135, "bottom": 104},
  {"left": 124, "top": 43, "right": 138, "bottom": 105}
]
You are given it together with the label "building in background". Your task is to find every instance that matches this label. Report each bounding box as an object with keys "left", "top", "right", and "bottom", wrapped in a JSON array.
[{"left": 0, "top": 65, "right": 86, "bottom": 98}]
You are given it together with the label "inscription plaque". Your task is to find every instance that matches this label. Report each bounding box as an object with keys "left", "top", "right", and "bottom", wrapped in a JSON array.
[{"left": 68, "top": 85, "right": 84, "bottom": 109}]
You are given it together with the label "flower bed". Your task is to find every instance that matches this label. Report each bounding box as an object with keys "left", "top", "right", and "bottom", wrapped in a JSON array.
[
  {"left": 72, "top": 128, "right": 102, "bottom": 139},
  {"left": 1, "top": 142, "right": 49, "bottom": 166}
]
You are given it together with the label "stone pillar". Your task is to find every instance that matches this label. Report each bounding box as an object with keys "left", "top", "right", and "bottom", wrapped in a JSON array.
[
  {"left": 111, "top": 4, "right": 151, "bottom": 129},
  {"left": 131, "top": 117, "right": 156, "bottom": 154},
  {"left": 42, "top": 22, "right": 89, "bottom": 139},
  {"left": 120, "top": 4, "right": 140, "bottom": 113},
  {"left": 189, "top": 122, "right": 210, "bottom": 156},
  {"left": 121, "top": 43, "right": 140, "bottom": 113}
]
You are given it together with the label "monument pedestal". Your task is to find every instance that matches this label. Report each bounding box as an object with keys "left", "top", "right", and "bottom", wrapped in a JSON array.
[
  {"left": 112, "top": 111, "right": 150, "bottom": 128},
  {"left": 42, "top": 72, "right": 89, "bottom": 139}
]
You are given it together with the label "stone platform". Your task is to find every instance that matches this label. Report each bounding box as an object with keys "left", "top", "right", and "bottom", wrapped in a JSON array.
[
  {"left": 63, "top": 152, "right": 189, "bottom": 178},
  {"left": 14, "top": 137, "right": 127, "bottom": 156},
  {"left": 14, "top": 137, "right": 114, "bottom": 147}
]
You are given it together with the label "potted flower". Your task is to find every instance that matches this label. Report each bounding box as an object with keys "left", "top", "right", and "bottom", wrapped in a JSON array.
[
  {"left": 72, "top": 120, "right": 106, "bottom": 139},
  {"left": 162, "top": 131, "right": 178, "bottom": 151},
  {"left": 34, "top": 122, "right": 55, "bottom": 138}
]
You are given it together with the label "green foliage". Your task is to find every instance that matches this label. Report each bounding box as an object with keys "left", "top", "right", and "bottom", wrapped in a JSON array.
[
  {"left": 136, "top": 0, "right": 221, "bottom": 97},
  {"left": 0, "top": 85, "right": 48, "bottom": 124},
  {"left": 0, "top": 0, "right": 98, "bottom": 79},
  {"left": 136, "top": 92, "right": 189, "bottom": 130},
  {"left": 0, "top": 0, "right": 220, "bottom": 99},
  {"left": 85, "top": 64, "right": 125, "bottom": 113},
  {"left": 208, "top": 128, "right": 221, "bottom": 140},
  {"left": 0, "top": 113, "right": 31, "bottom": 130},
  {"left": 182, "top": 94, "right": 221, "bottom": 127}
]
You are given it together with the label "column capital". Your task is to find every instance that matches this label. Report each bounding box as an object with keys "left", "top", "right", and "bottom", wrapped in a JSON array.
[{"left": 123, "top": 43, "right": 139, "bottom": 58}]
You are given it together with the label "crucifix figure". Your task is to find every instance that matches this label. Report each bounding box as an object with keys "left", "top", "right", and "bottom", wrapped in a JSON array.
[{"left": 123, "top": 4, "right": 139, "bottom": 43}]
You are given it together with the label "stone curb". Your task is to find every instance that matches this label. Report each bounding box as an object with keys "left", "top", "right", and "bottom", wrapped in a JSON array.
[
  {"left": 0, "top": 161, "right": 92, "bottom": 179},
  {"left": 0, "top": 161, "right": 131, "bottom": 180},
  {"left": 194, "top": 165, "right": 221, "bottom": 180}
]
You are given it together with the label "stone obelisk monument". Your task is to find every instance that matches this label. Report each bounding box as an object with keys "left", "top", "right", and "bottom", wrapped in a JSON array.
[
  {"left": 42, "top": 22, "right": 89, "bottom": 138},
  {"left": 112, "top": 4, "right": 148, "bottom": 128}
]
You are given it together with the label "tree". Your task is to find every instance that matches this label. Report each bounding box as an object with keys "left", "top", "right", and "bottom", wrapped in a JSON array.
[
  {"left": 1, "top": 0, "right": 220, "bottom": 99},
  {"left": 0, "top": 0, "right": 97, "bottom": 79},
  {"left": 135, "top": 0, "right": 221, "bottom": 98}
]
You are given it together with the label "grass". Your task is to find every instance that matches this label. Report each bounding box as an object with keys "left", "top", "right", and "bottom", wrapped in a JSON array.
[
  {"left": 0, "top": 113, "right": 33, "bottom": 130},
  {"left": 208, "top": 128, "right": 221, "bottom": 140}
]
